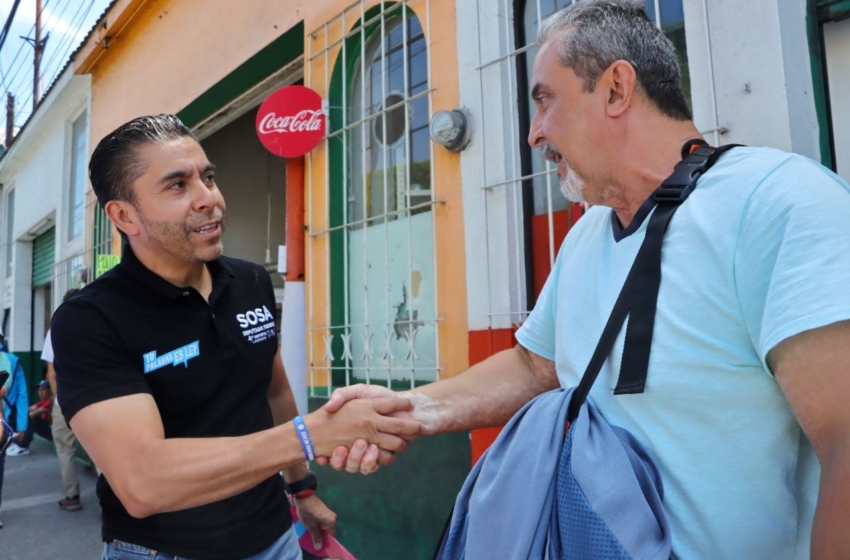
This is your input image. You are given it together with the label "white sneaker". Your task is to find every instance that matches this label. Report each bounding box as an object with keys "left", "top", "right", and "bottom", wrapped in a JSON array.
[{"left": 5, "top": 443, "right": 30, "bottom": 456}]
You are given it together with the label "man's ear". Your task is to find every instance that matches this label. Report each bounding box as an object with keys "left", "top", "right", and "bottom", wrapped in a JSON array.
[
  {"left": 602, "top": 60, "right": 637, "bottom": 118},
  {"left": 104, "top": 200, "right": 141, "bottom": 238}
]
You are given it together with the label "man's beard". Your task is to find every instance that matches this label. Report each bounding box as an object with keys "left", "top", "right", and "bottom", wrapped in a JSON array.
[
  {"left": 559, "top": 161, "right": 585, "bottom": 203},
  {"left": 542, "top": 142, "right": 585, "bottom": 203},
  {"left": 138, "top": 207, "right": 226, "bottom": 263}
]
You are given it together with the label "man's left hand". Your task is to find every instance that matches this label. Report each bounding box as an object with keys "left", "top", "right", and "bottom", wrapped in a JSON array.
[{"left": 294, "top": 494, "right": 337, "bottom": 550}]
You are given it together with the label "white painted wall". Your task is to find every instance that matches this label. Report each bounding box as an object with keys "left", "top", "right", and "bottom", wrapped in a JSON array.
[
  {"left": 456, "top": 0, "right": 528, "bottom": 332},
  {"left": 9, "top": 238, "right": 32, "bottom": 353},
  {"left": 11, "top": 129, "right": 63, "bottom": 241},
  {"left": 0, "top": 70, "right": 91, "bottom": 352},
  {"left": 684, "top": 0, "right": 819, "bottom": 157},
  {"left": 824, "top": 18, "right": 850, "bottom": 182},
  {"left": 777, "top": 0, "right": 820, "bottom": 161}
]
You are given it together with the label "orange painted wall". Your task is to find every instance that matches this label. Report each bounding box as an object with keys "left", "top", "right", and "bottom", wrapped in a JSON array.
[
  {"left": 468, "top": 328, "right": 516, "bottom": 463},
  {"left": 78, "top": 0, "right": 311, "bottom": 149}
]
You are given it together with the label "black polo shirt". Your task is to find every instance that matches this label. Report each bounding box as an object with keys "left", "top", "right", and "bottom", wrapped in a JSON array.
[{"left": 51, "top": 245, "right": 291, "bottom": 560}]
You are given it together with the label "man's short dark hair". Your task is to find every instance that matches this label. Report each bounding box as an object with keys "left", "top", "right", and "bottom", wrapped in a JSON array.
[
  {"left": 538, "top": 0, "right": 692, "bottom": 121},
  {"left": 62, "top": 289, "right": 79, "bottom": 303},
  {"left": 88, "top": 114, "right": 197, "bottom": 209}
]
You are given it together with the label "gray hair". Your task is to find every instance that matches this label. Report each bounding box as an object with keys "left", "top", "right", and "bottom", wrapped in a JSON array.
[
  {"left": 89, "top": 114, "right": 197, "bottom": 210},
  {"left": 537, "top": 0, "right": 691, "bottom": 121}
]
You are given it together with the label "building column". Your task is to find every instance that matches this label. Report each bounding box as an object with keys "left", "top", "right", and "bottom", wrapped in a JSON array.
[{"left": 281, "top": 156, "right": 308, "bottom": 414}]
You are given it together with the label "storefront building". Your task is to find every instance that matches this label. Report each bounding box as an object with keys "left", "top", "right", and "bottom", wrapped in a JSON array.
[{"left": 16, "top": 0, "right": 840, "bottom": 556}]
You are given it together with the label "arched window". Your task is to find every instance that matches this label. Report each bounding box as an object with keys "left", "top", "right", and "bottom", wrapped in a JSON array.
[{"left": 326, "top": 4, "right": 437, "bottom": 390}]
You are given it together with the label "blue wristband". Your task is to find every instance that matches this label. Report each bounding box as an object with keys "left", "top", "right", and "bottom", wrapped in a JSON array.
[{"left": 293, "top": 416, "right": 316, "bottom": 461}]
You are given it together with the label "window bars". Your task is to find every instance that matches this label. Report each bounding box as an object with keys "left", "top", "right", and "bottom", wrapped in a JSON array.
[
  {"left": 52, "top": 199, "right": 113, "bottom": 310},
  {"left": 306, "top": 0, "right": 439, "bottom": 398}
]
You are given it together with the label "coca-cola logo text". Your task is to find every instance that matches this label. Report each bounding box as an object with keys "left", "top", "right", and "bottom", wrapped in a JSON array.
[
  {"left": 256, "top": 85, "right": 326, "bottom": 157},
  {"left": 258, "top": 110, "right": 324, "bottom": 135}
]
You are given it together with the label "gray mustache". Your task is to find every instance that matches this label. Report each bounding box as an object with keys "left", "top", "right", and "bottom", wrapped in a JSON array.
[{"left": 542, "top": 142, "right": 561, "bottom": 161}]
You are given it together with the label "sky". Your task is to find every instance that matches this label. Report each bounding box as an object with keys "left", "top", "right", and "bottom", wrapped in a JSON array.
[{"left": 0, "top": 0, "right": 113, "bottom": 133}]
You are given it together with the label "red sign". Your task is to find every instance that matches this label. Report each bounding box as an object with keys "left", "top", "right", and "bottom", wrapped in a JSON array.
[{"left": 256, "top": 85, "right": 326, "bottom": 158}]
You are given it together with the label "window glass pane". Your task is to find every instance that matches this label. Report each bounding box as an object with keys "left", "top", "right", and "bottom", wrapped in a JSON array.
[
  {"left": 349, "top": 14, "right": 431, "bottom": 225},
  {"left": 660, "top": 0, "right": 691, "bottom": 111},
  {"left": 343, "top": 11, "right": 435, "bottom": 385},
  {"left": 69, "top": 112, "right": 88, "bottom": 240},
  {"left": 523, "top": 0, "right": 574, "bottom": 215},
  {"left": 643, "top": 0, "right": 657, "bottom": 26}
]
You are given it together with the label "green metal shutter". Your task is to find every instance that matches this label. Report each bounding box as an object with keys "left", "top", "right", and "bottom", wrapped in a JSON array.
[{"left": 32, "top": 227, "right": 55, "bottom": 287}]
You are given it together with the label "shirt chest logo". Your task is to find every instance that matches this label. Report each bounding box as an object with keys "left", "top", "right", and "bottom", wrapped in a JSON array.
[
  {"left": 143, "top": 341, "right": 200, "bottom": 374},
  {"left": 237, "top": 305, "right": 276, "bottom": 344}
]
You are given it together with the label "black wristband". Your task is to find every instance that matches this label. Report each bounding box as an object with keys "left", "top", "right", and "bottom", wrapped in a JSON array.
[{"left": 285, "top": 472, "right": 318, "bottom": 496}]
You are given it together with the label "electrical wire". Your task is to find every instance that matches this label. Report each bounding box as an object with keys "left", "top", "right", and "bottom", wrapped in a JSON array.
[
  {"left": 0, "top": 0, "right": 54, "bottom": 93},
  {"left": 0, "top": 0, "right": 24, "bottom": 55},
  {"left": 13, "top": 0, "right": 97, "bottom": 127}
]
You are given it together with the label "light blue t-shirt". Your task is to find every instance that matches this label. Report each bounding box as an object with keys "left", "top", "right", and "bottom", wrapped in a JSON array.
[{"left": 516, "top": 147, "right": 850, "bottom": 559}]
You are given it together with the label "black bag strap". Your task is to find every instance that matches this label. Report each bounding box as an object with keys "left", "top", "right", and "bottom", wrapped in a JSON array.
[{"left": 566, "top": 143, "right": 742, "bottom": 424}]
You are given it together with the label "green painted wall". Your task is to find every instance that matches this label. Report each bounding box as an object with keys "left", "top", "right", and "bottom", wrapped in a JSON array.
[
  {"left": 32, "top": 228, "right": 56, "bottom": 288},
  {"left": 311, "top": 395, "right": 470, "bottom": 559}
]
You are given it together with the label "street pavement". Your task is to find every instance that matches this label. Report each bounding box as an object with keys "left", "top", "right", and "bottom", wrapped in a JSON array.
[{"left": 0, "top": 440, "right": 102, "bottom": 559}]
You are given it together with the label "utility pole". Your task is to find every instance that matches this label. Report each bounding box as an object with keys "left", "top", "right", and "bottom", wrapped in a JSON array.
[
  {"left": 33, "top": 0, "right": 46, "bottom": 111},
  {"left": 5, "top": 93, "right": 14, "bottom": 147},
  {"left": 22, "top": 0, "right": 49, "bottom": 112}
]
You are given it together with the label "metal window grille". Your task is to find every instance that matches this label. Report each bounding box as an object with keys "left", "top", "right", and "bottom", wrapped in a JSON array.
[
  {"left": 306, "top": 0, "right": 439, "bottom": 398},
  {"left": 52, "top": 199, "right": 114, "bottom": 309}
]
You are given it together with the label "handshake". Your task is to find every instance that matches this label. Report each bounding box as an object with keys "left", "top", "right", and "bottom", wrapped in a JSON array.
[{"left": 298, "top": 384, "right": 432, "bottom": 475}]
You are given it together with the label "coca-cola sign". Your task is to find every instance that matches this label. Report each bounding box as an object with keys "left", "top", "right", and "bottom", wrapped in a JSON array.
[{"left": 256, "top": 85, "right": 326, "bottom": 158}]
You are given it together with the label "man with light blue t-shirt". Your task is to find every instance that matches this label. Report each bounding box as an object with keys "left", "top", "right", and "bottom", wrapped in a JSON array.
[{"left": 322, "top": 1, "right": 850, "bottom": 558}]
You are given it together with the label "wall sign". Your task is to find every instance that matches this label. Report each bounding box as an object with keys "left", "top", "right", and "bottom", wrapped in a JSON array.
[
  {"left": 256, "top": 85, "right": 327, "bottom": 158},
  {"left": 95, "top": 254, "right": 121, "bottom": 278}
]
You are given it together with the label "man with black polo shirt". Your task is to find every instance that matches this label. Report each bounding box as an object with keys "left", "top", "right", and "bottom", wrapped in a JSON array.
[{"left": 50, "top": 114, "right": 420, "bottom": 560}]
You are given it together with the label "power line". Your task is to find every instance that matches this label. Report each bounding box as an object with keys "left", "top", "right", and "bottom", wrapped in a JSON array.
[
  {"left": 0, "top": 0, "right": 24, "bottom": 54},
  {"left": 15, "top": 0, "right": 96, "bottom": 126},
  {"left": 0, "top": 0, "right": 54, "bottom": 90},
  {"left": 40, "top": 0, "right": 90, "bottom": 77},
  {"left": 0, "top": 21, "right": 36, "bottom": 93}
]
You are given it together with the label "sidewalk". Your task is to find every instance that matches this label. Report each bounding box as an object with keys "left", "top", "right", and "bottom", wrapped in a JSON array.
[{"left": 0, "top": 440, "right": 102, "bottom": 560}]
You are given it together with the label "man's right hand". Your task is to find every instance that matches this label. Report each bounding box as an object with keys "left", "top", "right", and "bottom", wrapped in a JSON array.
[
  {"left": 313, "top": 384, "right": 408, "bottom": 473},
  {"left": 304, "top": 395, "right": 421, "bottom": 464}
]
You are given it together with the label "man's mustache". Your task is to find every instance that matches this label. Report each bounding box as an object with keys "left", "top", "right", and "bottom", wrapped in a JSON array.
[{"left": 541, "top": 142, "right": 563, "bottom": 163}]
